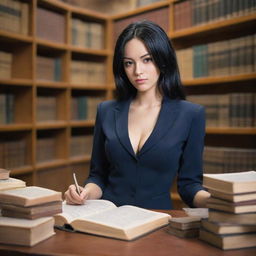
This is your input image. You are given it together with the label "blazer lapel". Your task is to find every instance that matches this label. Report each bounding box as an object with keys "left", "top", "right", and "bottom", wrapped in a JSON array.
[
  {"left": 138, "top": 98, "right": 179, "bottom": 156},
  {"left": 114, "top": 99, "right": 136, "bottom": 158}
]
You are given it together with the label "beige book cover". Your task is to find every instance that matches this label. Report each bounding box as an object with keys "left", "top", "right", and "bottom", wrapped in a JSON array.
[
  {"left": 0, "top": 216, "right": 55, "bottom": 246},
  {"left": 0, "top": 186, "right": 62, "bottom": 206}
]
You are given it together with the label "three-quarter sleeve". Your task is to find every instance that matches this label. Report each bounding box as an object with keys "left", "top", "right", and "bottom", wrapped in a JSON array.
[{"left": 177, "top": 105, "right": 206, "bottom": 207}]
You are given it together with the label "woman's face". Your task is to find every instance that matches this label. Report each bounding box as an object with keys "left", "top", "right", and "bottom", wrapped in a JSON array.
[{"left": 123, "top": 38, "right": 160, "bottom": 94}]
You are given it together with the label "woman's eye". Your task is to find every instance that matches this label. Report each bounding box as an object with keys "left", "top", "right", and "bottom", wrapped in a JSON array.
[
  {"left": 124, "top": 61, "right": 133, "bottom": 67},
  {"left": 143, "top": 57, "right": 152, "bottom": 63}
]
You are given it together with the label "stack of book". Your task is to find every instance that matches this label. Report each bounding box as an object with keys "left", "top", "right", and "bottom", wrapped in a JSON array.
[
  {"left": 0, "top": 186, "right": 63, "bottom": 246},
  {"left": 167, "top": 216, "right": 201, "bottom": 238},
  {"left": 200, "top": 171, "right": 256, "bottom": 250}
]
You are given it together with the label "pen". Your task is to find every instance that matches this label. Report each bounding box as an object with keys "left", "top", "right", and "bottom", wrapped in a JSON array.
[{"left": 73, "top": 172, "right": 81, "bottom": 195}]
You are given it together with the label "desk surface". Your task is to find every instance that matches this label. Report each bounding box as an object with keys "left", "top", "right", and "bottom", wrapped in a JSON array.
[{"left": 0, "top": 210, "right": 255, "bottom": 256}]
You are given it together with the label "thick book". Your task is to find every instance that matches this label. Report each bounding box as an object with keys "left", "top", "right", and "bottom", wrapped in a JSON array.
[
  {"left": 0, "top": 177, "right": 26, "bottom": 191},
  {"left": 199, "top": 228, "right": 256, "bottom": 250},
  {"left": 203, "top": 171, "right": 256, "bottom": 194},
  {"left": 206, "top": 197, "right": 256, "bottom": 214},
  {"left": 0, "top": 186, "right": 62, "bottom": 207},
  {"left": 0, "top": 201, "right": 62, "bottom": 219},
  {"left": 201, "top": 219, "right": 256, "bottom": 235},
  {"left": 0, "top": 169, "right": 10, "bottom": 179},
  {"left": 54, "top": 200, "right": 170, "bottom": 241},
  {"left": 208, "top": 210, "right": 256, "bottom": 225},
  {"left": 0, "top": 216, "right": 55, "bottom": 246},
  {"left": 167, "top": 225, "right": 199, "bottom": 238},
  {"left": 207, "top": 188, "right": 256, "bottom": 203},
  {"left": 169, "top": 216, "right": 201, "bottom": 230}
]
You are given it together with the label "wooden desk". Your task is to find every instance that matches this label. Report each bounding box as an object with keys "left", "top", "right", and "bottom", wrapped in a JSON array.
[{"left": 0, "top": 210, "right": 255, "bottom": 256}]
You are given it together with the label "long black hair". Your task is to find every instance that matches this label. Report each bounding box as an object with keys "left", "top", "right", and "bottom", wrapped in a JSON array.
[{"left": 113, "top": 20, "right": 186, "bottom": 101}]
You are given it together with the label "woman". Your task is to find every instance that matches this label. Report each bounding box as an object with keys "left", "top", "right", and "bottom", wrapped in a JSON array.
[{"left": 65, "top": 20, "right": 210, "bottom": 209}]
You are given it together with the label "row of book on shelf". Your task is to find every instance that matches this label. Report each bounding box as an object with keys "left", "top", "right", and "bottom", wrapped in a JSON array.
[
  {"left": 0, "top": 0, "right": 29, "bottom": 35},
  {"left": 1, "top": 132, "right": 255, "bottom": 171},
  {"left": 203, "top": 146, "right": 256, "bottom": 174},
  {"left": 187, "top": 93, "right": 256, "bottom": 127},
  {"left": 113, "top": 7, "right": 169, "bottom": 43},
  {"left": 0, "top": 93, "right": 14, "bottom": 124},
  {"left": 174, "top": 0, "right": 256, "bottom": 31},
  {"left": 0, "top": 168, "right": 255, "bottom": 249},
  {"left": 0, "top": 134, "right": 94, "bottom": 169},
  {"left": 0, "top": 50, "right": 107, "bottom": 85},
  {"left": 177, "top": 34, "right": 256, "bottom": 79},
  {"left": 72, "top": 18, "right": 104, "bottom": 49},
  {"left": 71, "top": 96, "right": 103, "bottom": 120}
]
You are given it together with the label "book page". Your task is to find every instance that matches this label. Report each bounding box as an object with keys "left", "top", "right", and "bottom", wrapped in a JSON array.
[
  {"left": 78, "top": 205, "right": 170, "bottom": 229},
  {"left": 59, "top": 200, "right": 117, "bottom": 223},
  {"left": 204, "top": 171, "right": 256, "bottom": 183}
]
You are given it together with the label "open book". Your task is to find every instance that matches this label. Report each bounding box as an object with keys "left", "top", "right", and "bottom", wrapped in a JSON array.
[{"left": 54, "top": 200, "right": 171, "bottom": 241}]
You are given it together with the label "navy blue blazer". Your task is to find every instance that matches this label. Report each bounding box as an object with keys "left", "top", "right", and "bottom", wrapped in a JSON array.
[{"left": 86, "top": 97, "right": 205, "bottom": 209}]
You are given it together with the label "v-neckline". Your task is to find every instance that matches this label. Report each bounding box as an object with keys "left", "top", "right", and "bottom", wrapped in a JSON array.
[
  {"left": 114, "top": 97, "right": 179, "bottom": 159},
  {"left": 127, "top": 99, "right": 163, "bottom": 156}
]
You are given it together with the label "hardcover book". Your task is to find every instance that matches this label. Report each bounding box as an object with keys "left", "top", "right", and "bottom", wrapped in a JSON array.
[
  {"left": 0, "top": 201, "right": 62, "bottom": 219},
  {"left": 0, "top": 186, "right": 62, "bottom": 206},
  {"left": 203, "top": 171, "right": 256, "bottom": 194},
  {"left": 54, "top": 200, "right": 170, "bottom": 241},
  {"left": 199, "top": 228, "right": 256, "bottom": 250},
  {"left": 206, "top": 197, "right": 256, "bottom": 213},
  {"left": 0, "top": 216, "right": 55, "bottom": 246}
]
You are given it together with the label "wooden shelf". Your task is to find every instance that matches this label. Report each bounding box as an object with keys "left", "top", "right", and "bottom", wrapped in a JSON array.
[
  {"left": 111, "top": 0, "right": 169, "bottom": 20},
  {"left": 71, "top": 84, "right": 107, "bottom": 90},
  {"left": 36, "top": 81, "right": 69, "bottom": 88},
  {"left": 1, "top": 0, "right": 255, "bottom": 196},
  {"left": 170, "top": 14, "right": 256, "bottom": 40},
  {"left": 69, "top": 46, "right": 110, "bottom": 56},
  {"left": 70, "top": 120, "right": 95, "bottom": 127},
  {"left": 206, "top": 127, "right": 256, "bottom": 135},
  {"left": 36, "top": 159, "right": 68, "bottom": 170},
  {"left": 36, "top": 39, "right": 68, "bottom": 51},
  {"left": 0, "top": 124, "right": 32, "bottom": 132},
  {"left": 0, "top": 78, "right": 33, "bottom": 86},
  {"left": 183, "top": 73, "right": 256, "bottom": 86},
  {"left": 11, "top": 166, "right": 34, "bottom": 176},
  {"left": 0, "top": 30, "right": 33, "bottom": 43},
  {"left": 69, "top": 155, "right": 91, "bottom": 164},
  {"left": 36, "top": 121, "right": 68, "bottom": 130}
]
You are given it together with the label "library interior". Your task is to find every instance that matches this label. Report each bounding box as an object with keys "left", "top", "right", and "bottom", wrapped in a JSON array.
[{"left": 0, "top": 0, "right": 255, "bottom": 254}]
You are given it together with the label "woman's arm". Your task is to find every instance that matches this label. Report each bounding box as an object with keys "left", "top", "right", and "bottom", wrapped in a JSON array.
[
  {"left": 177, "top": 104, "right": 207, "bottom": 207},
  {"left": 193, "top": 189, "right": 210, "bottom": 208}
]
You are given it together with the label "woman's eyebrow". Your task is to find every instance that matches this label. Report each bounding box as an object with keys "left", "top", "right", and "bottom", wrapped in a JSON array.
[{"left": 123, "top": 53, "right": 150, "bottom": 60}]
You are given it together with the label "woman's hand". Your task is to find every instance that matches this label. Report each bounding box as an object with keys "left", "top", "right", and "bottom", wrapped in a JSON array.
[
  {"left": 64, "top": 185, "right": 90, "bottom": 205},
  {"left": 64, "top": 183, "right": 103, "bottom": 205}
]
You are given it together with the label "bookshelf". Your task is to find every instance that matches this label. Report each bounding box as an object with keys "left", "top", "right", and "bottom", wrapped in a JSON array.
[
  {"left": 111, "top": 0, "right": 256, "bottom": 208},
  {"left": 0, "top": 0, "right": 111, "bottom": 192},
  {"left": 0, "top": 0, "right": 255, "bottom": 209}
]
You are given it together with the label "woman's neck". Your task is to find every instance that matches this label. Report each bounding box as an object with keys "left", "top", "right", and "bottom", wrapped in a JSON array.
[{"left": 132, "top": 91, "right": 163, "bottom": 108}]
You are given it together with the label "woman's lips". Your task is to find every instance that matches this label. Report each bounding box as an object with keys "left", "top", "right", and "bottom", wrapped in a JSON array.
[{"left": 135, "top": 79, "right": 147, "bottom": 84}]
